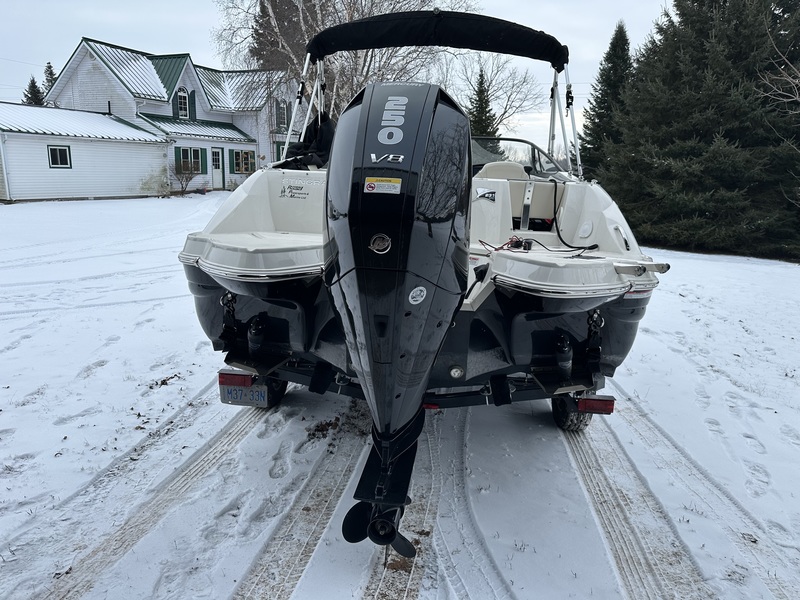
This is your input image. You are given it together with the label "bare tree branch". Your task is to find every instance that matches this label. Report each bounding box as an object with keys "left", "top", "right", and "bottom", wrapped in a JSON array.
[
  {"left": 447, "top": 52, "right": 545, "bottom": 133},
  {"left": 213, "top": 0, "right": 479, "bottom": 115},
  {"left": 760, "top": 22, "right": 800, "bottom": 115}
]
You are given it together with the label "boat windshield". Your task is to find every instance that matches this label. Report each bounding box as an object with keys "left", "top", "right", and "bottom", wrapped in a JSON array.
[{"left": 471, "top": 136, "right": 567, "bottom": 178}]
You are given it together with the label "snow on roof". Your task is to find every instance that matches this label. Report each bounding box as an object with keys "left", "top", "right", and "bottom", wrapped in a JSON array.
[
  {"left": 77, "top": 38, "right": 277, "bottom": 110},
  {"left": 140, "top": 114, "right": 254, "bottom": 142},
  {"left": 195, "top": 67, "right": 278, "bottom": 111},
  {"left": 0, "top": 102, "right": 167, "bottom": 142},
  {"left": 84, "top": 39, "right": 169, "bottom": 101}
]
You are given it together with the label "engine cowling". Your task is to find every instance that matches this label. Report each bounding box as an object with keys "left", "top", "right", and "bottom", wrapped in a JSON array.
[{"left": 324, "top": 82, "right": 471, "bottom": 434}]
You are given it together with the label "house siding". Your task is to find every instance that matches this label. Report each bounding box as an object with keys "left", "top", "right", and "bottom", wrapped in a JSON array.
[
  {"left": 232, "top": 111, "right": 267, "bottom": 164},
  {"left": 51, "top": 51, "right": 138, "bottom": 120},
  {"left": 0, "top": 140, "right": 7, "bottom": 201},
  {"left": 169, "top": 137, "right": 257, "bottom": 192},
  {"left": 3, "top": 134, "right": 168, "bottom": 200}
]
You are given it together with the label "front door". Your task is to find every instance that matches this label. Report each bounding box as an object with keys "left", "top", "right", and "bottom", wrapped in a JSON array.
[{"left": 211, "top": 148, "right": 223, "bottom": 189}]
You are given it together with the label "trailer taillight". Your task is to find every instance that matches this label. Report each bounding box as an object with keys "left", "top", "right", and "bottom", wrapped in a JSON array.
[
  {"left": 219, "top": 372, "right": 253, "bottom": 387},
  {"left": 577, "top": 395, "right": 615, "bottom": 414}
]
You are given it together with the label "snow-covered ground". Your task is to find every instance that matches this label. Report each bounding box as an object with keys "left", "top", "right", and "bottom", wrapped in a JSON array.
[{"left": 1, "top": 193, "right": 798, "bottom": 599}]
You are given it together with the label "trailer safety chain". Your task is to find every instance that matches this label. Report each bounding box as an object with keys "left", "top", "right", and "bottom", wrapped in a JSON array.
[
  {"left": 586, "top": 309, "right": 604, "bottom": 373},
  {"left": 587, "top": 309, "right": 604, "bottom": 335},
  {"left": 220, "top": 291, "right": 238, "bottom": 346}
]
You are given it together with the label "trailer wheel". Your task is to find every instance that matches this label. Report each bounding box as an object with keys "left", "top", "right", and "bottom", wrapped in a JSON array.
[
  {"left": 266, "top": 377, "right": 288, "bottom": 408},
  {"left": 551, "top": 397, "right": 593, "bottom": 432}
]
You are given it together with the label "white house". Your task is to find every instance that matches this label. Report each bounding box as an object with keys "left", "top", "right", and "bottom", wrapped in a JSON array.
[
  {"left": 1, "top": 37, "right": 291, "bottom": 202},
  {"left": 0, "top": 102, "right": 168, "bottom": 201}
]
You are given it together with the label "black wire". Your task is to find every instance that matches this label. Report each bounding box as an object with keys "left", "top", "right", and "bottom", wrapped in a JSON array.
[{"left": 550, "top": 180, "right": 598, "bottom": 251}]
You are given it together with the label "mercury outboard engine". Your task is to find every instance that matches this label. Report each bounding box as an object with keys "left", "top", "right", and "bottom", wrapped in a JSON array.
[{"left": 324, "top": 82, "right": 471, "bottom": 556}]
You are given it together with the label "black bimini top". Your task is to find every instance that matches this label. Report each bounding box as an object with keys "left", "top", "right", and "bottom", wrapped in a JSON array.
[{"left": 306, "top": 10, "right": 569, "bottom": 72}]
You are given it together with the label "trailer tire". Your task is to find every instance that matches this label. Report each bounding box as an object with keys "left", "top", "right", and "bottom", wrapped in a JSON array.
[
  {"left": 551, "top": 397, "right": 593, "bottom": 432},
  {"left": 266, "top": 377, "right": 288, "bottom": 408}
]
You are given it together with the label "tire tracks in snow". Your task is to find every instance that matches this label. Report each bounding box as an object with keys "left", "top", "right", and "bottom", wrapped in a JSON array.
[
  {"left": 564, "top": 414, "right": 714, "bottom": 599},
  {"left": 606, "top": 378, "right": 800, "bottom": 599},
  {"left": 1, "top": 378, "right": 220, "bottom": 590},
  {"left": 360, "top": 415, "right": 439, "bottom": 600},
  {"left": 430, "top": 408, "right": 515, "bottom": 600},
  {"left": 25, "top": 401, "right": 266, "bottom": 600},
  {"left": 232, "top": 400, "right": 372, "bottom": 600}
]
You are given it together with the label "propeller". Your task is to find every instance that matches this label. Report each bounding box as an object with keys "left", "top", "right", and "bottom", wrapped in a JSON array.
[
  {"left": 342, "top": 502, "right": 417, "bottom": 558},
  {"left": 342, "top": 501, "right": 372, "bottom": 543}
]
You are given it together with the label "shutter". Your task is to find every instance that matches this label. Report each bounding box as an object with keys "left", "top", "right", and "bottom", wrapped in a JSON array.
[
  {"left": 174, "top": 147, "right": 182, "bottom": 173},
  {"left": 189, "top": 90, "right": 196, "bottom": 121},
  {"left": 229, "top": 149, "right": 235, "bottom": 174},
  {"left": 200, "top": 148, "right": 207, "bottom": 174},
  {"left": 172, "top": 93, "right": 179, "bottom": 119}
]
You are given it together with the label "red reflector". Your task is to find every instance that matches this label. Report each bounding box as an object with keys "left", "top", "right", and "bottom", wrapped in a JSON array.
[
  {"left": 219, "top": 372, "right": 253, "bottom": 387},
  {"left": 423, "top": 403, "right": 440, "bottom": 410},
  {"left": 577, "top": 395, "right": 615, "bottom": 415}
]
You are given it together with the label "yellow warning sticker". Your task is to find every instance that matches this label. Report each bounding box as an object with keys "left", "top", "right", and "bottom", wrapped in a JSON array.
[{"left": 364, "top": 177, "right": 402, "bottom": 194}]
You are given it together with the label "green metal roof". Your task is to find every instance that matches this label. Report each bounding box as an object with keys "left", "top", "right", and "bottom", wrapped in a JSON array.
[
  {"left": 140, "top": 114, "right": 255, "bottom": 142},
  {"left": 74, "top": 38, "right": 275, "bottom": 110},
  {"left": 0, "top": 102, "right": 166, "bottom": 142},
  {"left": 149, "top": 55, "right": 189, "bottom": 97},
  {"left": 195, "top": 67, "right": 277, "bottom": 111},
  {"left": 83, "top": 38, "right": 168, "bottom": 101}
]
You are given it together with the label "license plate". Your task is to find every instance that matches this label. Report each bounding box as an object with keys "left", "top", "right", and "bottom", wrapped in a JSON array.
[
  {"left": 219, "top": 384, "right": 272, "bottom": 407},
  {"left": 218, "top": 369, "right": 273, "bottom": 408}
]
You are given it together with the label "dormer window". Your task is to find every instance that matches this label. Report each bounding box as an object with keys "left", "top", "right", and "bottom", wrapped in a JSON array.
[{"left": 177, "top": 87, "right": 189, "bottom": 119}]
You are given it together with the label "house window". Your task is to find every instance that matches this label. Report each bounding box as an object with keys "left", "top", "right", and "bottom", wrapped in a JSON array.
[
  {"left": 48, "top": 145, "right": 71, "bottom": 168},
  {"left": 274, "top": 141, "right": 286, "bottom": 160},
  {"left": 177, "top": 87, "right": 189, "bottom": 119},
  {"left": 179, "top": 147, "right": 201, "bottom": 173},
  {"left": 233, "top": 150, "right": 255, "bottom": 174},
  {"left": 274, "top": 99, "right": 290, "bottom": 131}
]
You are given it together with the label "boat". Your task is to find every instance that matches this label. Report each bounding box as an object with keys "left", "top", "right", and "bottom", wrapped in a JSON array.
[{"left": 178, "top": 10, "right": 669, "bottom": 558}]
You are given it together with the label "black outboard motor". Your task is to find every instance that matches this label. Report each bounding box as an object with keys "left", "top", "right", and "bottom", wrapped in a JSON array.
[{"left": 325, "top": 82, "right": 471, "bottom": 555}]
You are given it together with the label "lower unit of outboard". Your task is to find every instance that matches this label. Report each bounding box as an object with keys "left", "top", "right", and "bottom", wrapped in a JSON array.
[{"left": 324, "top": 82, "right": 471, "bottom": 555}]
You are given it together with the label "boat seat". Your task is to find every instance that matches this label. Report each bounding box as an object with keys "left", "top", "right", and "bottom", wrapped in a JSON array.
[
  {"left": 509, "top": 180, "right": 565, "bottom": 231},
  {"left": 475, "top": 161, "right": 529, "bottom": 180},
  {"left": 475, "top": 162, "right": 565, "bottom": 231}
]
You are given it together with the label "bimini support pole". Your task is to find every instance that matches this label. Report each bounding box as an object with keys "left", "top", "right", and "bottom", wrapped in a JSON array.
[
  {"left": 282, "top": 53, "right": 312, "bottom": 161},
  {"left": 299, "top": 79, "right": 320, "bottom": 143},
  {"left": 552, "top": 71, "right": 573, "bottom": 174},
  {"left": 547, "top": 70, "right": 558, "bottom": 158},
  {"left": 564, "top": 64, "right": 583, "bottom": 179},
  {"left": 317, "top": 59, "right": 326, "bottom": 116}
]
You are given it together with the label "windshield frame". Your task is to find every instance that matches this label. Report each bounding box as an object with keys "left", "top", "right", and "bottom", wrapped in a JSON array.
[{"left": 471, "top": 136, "right": 568, "bottom": 178}]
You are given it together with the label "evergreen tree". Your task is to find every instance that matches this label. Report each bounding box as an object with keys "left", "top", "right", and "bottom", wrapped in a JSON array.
[
  {"left": 22, "top": 75, "right": 45, "bottom": 105},
  {"left": 579, "top": 21, "right": 633, "bottom": 180},
  {"left": 467, "top": 68, "right": 499, "bottom": 136},
  {"left": 43, "top": 62, "right": 57, "bottom": 94},
  {"left": 600, "top": 0, "right": 800, "bottom": 259}
]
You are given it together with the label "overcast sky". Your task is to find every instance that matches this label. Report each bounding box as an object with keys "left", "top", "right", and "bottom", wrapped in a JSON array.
[{"left": 0, "top": 0, "right": 669, "bottom": 139}]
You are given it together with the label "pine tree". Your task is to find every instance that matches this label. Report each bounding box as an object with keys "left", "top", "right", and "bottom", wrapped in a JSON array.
[
  {"left": 22, "top": 75, "right": 45, "bottom": 105},
  {"left": 43, "top": 62, "right": 57, "bottom": 94},
  {"left": 467, "top": 68, "right": 499, "bottom": 137},
  {"left": 600, "top": 0, "right": 800, "bottom": 259},
  {"left": 579, "top": 21, "right": 633, "bottom": 180},
  {"left": 249, "top": 0, "right": 303, "bottom": 70}
]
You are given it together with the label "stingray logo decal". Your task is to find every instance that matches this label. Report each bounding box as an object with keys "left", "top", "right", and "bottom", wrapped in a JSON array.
[{"left": 377, "top": 96, "right": 408, "bottom": 145}]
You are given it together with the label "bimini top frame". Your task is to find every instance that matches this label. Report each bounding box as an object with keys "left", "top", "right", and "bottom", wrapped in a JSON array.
[{"left": 282, "top": 9, "right": 582, "bottom": 176}]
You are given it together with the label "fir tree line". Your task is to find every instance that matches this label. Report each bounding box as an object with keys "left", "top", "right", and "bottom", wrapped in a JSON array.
[
  {"left": 581, "top": 0, "right": 800, "bottom": 260},
  {"left": 22, "top": 62, "right": 57, "bottom": 105}
]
